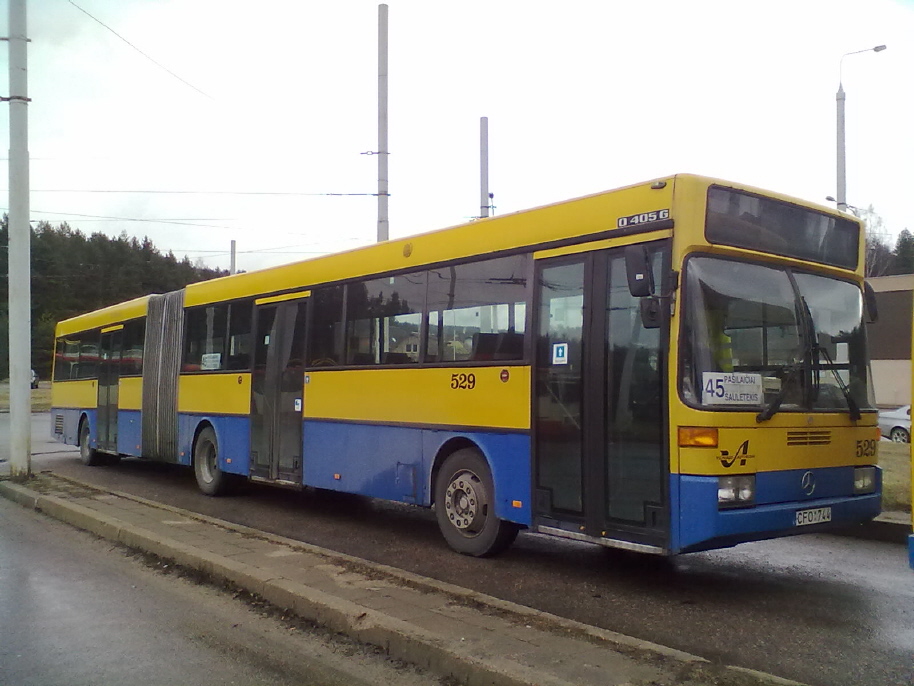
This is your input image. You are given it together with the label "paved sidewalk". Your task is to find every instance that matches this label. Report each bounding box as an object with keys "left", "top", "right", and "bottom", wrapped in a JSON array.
[{"left": 0, "top": 473, "right": 807, "bottom": 686}]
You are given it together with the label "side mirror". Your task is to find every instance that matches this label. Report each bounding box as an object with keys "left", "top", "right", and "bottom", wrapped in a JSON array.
[
  {"left": 625, "top": 245, "right": 654, "bottom": 298},
  {"left": 640, "top": 297, "right": 662, "bottom": 329},
  {"left": 863, "top": 281, "right": 878, "bottom": 323}
]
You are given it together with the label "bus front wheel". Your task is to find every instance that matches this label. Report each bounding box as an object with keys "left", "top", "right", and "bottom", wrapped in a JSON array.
[
  {"left": 193, "top": 427, "right": 229, "bottom": 496},
  {"left": 434, "top": 448, "right": 518, "bottom": 557},
  {"left": 79, "top": 420, "right": 103, "bottom": 466}
]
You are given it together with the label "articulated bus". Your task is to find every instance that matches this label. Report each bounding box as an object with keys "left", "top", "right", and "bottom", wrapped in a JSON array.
[{"left": 51, "top": 174, "right": 882, "bottom": 557}]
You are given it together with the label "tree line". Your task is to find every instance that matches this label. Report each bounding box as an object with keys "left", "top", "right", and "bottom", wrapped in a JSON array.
[
  {"left": 860, "top": 207, "right": 914, "bottom": 277},
  {"left": 0, "top": 217, "right": 228, "bottom": 380}
]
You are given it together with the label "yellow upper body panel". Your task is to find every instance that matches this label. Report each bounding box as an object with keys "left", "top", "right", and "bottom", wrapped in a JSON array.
[
  {"left": 304, "top": 367, "right": 531, "bottom": 431},
  {"left": 119, "top": 376, "right": 142, "bottom": 411},
  {"left": 178, "top": 373, "right": 252, "bottom": 416},
  {"left": 51, "top": 379, "right": 96, "bottom": 409}
]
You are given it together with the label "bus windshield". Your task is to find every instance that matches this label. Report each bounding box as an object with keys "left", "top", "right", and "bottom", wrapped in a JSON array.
[{"left": 681, "top": 256, "right": 873, "bottom": 415}]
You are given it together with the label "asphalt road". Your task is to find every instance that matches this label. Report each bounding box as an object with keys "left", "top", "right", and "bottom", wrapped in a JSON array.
[
  {"left": 5, "top": 414, "right": 914, "bottom": 686},
  {"left": 0, "top": 494, "right": 442, "bottom": 686}
]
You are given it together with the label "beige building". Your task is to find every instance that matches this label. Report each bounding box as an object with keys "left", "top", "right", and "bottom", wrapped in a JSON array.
[{"left": 866, "top": 274, "right": 913, "bottom": 407}]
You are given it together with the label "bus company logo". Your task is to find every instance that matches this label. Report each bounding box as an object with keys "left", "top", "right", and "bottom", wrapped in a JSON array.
[{"left": 718, "top": 440, "right": 753, "bottom": 469}]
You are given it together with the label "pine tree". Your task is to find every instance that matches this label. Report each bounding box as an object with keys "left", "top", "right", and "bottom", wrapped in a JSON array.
[
  {"left": 0, "top": 216, "right": 229, "bottom": 379},
  {"left": 890, "top": 229, "right": 914, "bottom": 275}
]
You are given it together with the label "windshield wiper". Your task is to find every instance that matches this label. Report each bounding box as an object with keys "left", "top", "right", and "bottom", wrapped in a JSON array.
[
  {"left": 799, "top": 294, "right": 861, "bottom": 421},
  {"left": 816, "top": 344, "right": 862, "bottom": 421},
  {"left": 756, "top": 295, "right": 818, "bottom": 423},
  {"left": 756, "top": 361, "right": 803, "bottom": 423}
]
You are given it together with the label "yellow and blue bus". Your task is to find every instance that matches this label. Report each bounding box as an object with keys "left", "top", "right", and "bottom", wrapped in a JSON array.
[{"left": 51, "top": 174, "right": 882, "bottom": 557}]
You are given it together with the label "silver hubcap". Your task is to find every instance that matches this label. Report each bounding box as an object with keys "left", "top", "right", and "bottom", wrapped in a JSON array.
[{"left": 445, "top": 470, "right": 484, "bottom": 533}]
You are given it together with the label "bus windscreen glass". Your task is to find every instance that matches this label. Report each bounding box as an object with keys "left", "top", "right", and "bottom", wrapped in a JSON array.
[
  {"left": 680, "top": 256, "right": 873, "bottom": 413},
  {"left": 705, "top": 187, "right": 859, "bottom": 269}
]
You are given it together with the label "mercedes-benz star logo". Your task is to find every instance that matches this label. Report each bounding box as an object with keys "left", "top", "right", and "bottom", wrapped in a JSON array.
[{"left": 801, "top": 471, "right": 816, "bottom": 496}]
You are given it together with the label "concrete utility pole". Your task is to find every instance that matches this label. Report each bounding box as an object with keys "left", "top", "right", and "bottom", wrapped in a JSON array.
[
  {"left": 480, "top": 117, "right": 489, "bottom": 219},
  {"left": 377, "top": 3, "right": 389, "bottom": 242},
  {"left": 6, "top": 0, "right": 31, "bottom": 479},
  {"left": 230, "top": 239, "right": 236, "bottom": 275},
  {"left": 835, "top": 45, "right": 886, "bottom": 212}
]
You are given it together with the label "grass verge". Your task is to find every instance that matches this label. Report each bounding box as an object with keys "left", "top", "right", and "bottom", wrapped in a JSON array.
[
  {"left": 879, "top": 441, "right": 911, "bottom": 513},
  {"left": 0, "top": 382, "right": 52, "bottom": 412}
]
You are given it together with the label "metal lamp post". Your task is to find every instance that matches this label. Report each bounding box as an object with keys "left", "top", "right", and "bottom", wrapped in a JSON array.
[{"left": 836, "top": 45, "right": 886, "bottom": 212}]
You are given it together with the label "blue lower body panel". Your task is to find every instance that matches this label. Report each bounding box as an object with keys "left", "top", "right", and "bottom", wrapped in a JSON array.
[
  {"left": 302, "top": 421, "right": 532, "bottom": 525},
  {"left": 674, "top": 467, "right": 882, "bottom": 553},
  {"left": 177, "top": 414, "right": 250, "bottom": 475},
  {"left": 117, "top": 410, "right": 143, "bottom": 457}
]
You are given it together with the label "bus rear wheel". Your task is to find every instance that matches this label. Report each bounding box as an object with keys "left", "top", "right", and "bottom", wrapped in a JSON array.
[
  {"left": 193, "top": 427, "right": 229, "bottom": 496},
  {"left": 79, "top": 420, "right": 103, "bottom": 466},
  {"left": 434, "top": 448, "right": 518, "bottom": 557}
]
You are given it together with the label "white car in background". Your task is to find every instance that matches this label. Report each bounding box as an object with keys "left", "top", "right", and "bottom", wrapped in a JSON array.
[{"left": 878, "top": 405, "right": 911, "bottom": 443}]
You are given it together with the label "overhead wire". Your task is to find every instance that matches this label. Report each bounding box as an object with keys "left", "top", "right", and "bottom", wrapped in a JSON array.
[
  {"left": 0, "top": 208, "right": 239, "bottom": 230},
  {"left": 10, "top": 189, "right": 380, "bottom": 196},
  {"left": 67, "top": 0, "right": 213, "bottom": 100}
]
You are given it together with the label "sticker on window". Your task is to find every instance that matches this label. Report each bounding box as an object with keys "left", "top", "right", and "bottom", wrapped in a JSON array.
[
  {"left": 552, "top": 343, "right": 569, "bottom": 365},
  {"left": 701, "top": 372, "right": 762, "bottom": 405},
  {"left": 201, "top": 353, "right": 222, "bottom": 371}
]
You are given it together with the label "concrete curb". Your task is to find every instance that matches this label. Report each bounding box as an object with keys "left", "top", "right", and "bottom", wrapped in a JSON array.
[{"left": 1, "top": 476, "right": 808, "bottom": 686}]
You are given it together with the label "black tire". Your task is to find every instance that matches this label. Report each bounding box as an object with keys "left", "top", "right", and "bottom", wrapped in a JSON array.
[
  {"left": 193, "top": 426, "right": 229, "bottom": 496},
  {"left": 79, "top": 420, "right": 103, "bottom": 466},
  {"left": 890, "top": 427, "right": 910, "bottom": 443},
  {"left": 434, "top": 448, "right": 518, "bottom": 557}
]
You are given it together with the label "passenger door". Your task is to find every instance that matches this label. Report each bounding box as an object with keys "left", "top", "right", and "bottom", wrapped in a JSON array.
[
  {"left": 250, "top": 298, "right": 307, "bottom": 484},
  {"left": 97, "top": 328, "right": 122, "bottom": 454},
  {"left": 532, "top": 244, "right": 669, "bottom": 551}
]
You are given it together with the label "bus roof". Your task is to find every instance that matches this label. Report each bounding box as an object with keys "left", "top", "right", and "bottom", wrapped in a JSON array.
[
  {"left": 56, "top": 294, "right": 150, "bottom": 337},
  {"left": 56, "top": 173, "right": 857, "bottom": 325},
  {"left": 183, "top": 173, "right": 679, "bottom": 307},
  {"left": 184, "top": 172, "right": 853, "bottom": 307}
]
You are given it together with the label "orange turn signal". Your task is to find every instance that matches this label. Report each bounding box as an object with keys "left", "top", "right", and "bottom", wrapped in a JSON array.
[{"left": 678, "top": 426, "right": 719, "bottom": 448}]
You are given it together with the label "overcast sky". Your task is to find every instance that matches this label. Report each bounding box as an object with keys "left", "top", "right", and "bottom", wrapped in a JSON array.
[{"left": 2, "top": 0, "right": 912, "bottom": 272}]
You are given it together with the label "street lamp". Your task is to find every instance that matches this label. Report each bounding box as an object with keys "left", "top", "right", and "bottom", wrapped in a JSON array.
[{"left": 836, "top": 45, "right": 886, "bottom": 212}]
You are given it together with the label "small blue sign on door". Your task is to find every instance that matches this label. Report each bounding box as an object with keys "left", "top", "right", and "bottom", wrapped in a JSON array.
[{"left": 552, "top": 342, "right": 569, "bottom": 365}]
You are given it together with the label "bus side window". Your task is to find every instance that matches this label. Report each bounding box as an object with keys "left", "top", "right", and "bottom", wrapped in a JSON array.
[
  {"left": 54, "top": 337, "right": 82, "bottom": 381},
  {"left": 308, "top": 286, "right": 344, "bottom": 367},
  {"left": 426, "top": 254, "right": 529, "bottom": 364},
  {"left": 77, "top": 337, "right": 100, "bottom": 379},
  {"left": 344, "top": 273, "right": 425, "bottom": 366},
  {"left": 122, "top": 318, "right": 145, "bottom": 376},
  {"left": 226, "top": 300, "right": 253, "bottom": 370},
  {"left": 184, "top": 304, "right": 227, "bottom": 372}
]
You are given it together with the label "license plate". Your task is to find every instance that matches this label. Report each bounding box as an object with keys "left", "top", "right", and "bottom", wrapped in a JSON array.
[{"left": 795, "top": 507, "right": 832, "bottom": 526}]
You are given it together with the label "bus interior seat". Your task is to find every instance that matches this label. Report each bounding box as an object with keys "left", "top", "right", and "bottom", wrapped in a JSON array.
[
  {"left": 383, "top": 352, "right": 412, "bottom": 365},
  {"left": 350, "top": 352, "right": 375, "bottom": 366},
  {"left": 472, "top": 331, "right": 524, "bottom": 361}
]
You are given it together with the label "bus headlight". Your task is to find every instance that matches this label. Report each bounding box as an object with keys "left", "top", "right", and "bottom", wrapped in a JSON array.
[
  {"left": 718, "top": 475, "right": 755, "bottom": 508},
  {"left": 853, "top": 467, "right": 876, "bottom": 495}
]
